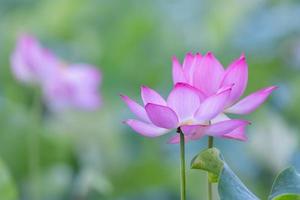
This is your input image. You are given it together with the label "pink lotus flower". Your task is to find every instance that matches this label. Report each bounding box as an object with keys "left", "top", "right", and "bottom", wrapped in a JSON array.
[
  {"left": 10, "top": 34, "right": 59, "bottom": 84},
  {"left": 172, "top": 52, "right": 277, "bottom": 115},
  {"left": 170, "top": 52, "right": 277, "bottom": 142},
  {"left": 121, "top": 83, "right": 249, "bottom": 142},
  {"left": 11, "top": 34, "right": 102, "bottom": 111},
  {"left": 44, "top": 64, "right": 102, "bottom": 111}
]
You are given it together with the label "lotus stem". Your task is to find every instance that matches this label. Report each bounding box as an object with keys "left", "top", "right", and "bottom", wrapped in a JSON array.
[
  {"left": 28, "top": 89, "right": 42, "bottom": 200},
  {"left": 208, "top": 136, "right": 214, "bottom": 200},
  {"left": 177, "top": 127, "right": 186, "bottom": 200}
]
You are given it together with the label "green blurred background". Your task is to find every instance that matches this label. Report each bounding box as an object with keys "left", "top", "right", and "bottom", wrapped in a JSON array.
[{"left": 0, "top": 0, "right": 300, "bottom": 199}]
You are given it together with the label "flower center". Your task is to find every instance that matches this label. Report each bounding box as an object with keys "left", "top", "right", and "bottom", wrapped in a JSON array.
[
  {"left": 179, "top": 119, "right": 196, "bottom": 126},
  {"left": 179, "top": 119, "right": 209, "bottom": 126}
]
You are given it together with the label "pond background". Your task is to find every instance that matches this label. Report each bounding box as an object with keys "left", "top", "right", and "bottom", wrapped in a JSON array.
[{"left": 0, "top": 0, "right": 300, "bottom": 199}]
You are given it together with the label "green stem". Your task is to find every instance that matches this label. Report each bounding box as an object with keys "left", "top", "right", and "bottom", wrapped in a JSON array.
[
  {"left": 178, "top": 128, "right": 186, "bottom": 200},
  {"left": 208, "top": 136, "right": 214, "bottom": 148},
  {"left": 208, "top": 136, "right": 214, "bottom": 200},
  {"left": 28, "top": 89, "right": 42, "bottom": 200}
]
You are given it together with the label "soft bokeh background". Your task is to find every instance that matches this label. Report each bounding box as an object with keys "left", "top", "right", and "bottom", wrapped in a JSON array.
[{"left": 0, "top": 0, "right": 299, "bottom": 199}]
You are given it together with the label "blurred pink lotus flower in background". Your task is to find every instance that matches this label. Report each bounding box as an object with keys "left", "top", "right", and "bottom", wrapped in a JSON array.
[
  {"left": 10, "top": 34, "right": 59, "bottom": 84},
  {"left": 10, "top": 34, "right": 102, "bottom": 111},
  {"left": 168, "top": 52, "right": 277, "bottom": 143},
  {"left": 121, "top": 83, "right": 249, "bottom": 142},
  {"left": 44, "top": 64, "right": 102, "bottom": 111}
]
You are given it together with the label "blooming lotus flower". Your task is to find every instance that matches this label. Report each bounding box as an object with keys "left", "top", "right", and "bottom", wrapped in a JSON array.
[
  {"left": 44, "top": 64, "right": 102, "bottom": 110},
  {"left": 172, "top": 52, "right": 277, "bottom": 115},
  {"left": 10, "top": 34, "right": 59, "bottom": 84},
  {"left": 121, "top": 83, "right": 249, "bottom": 142},
  {"left": 170, "top": 52, "right": 277, "bottom": 143},
  {"left": 11, "top": 34, "right": 102, "bottom": 111}
]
